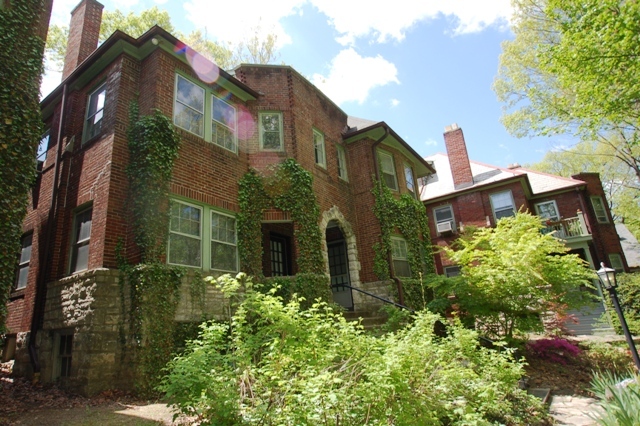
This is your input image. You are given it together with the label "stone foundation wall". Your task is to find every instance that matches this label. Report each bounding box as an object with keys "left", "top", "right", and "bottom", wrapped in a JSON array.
[{"left": 354, "top": 280, "right": 394, "bottom": 312}]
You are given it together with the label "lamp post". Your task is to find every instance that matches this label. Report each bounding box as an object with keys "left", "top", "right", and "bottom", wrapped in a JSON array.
[{"left": 596, "top": 263, "right": 640, "bottom": 370}]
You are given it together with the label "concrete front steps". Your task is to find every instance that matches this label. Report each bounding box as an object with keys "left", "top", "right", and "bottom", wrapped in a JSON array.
[{"left": 342, "top": 310, "right": 388, "bottom": 330}]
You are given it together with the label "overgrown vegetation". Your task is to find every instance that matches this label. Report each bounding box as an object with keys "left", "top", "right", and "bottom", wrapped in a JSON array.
[
  {"left": 602, "top": 272, "right": 640, "bottom": 336},
  {"left": 432, "top": 212, "right": 595, "bottom": 341},
  {"left": 122, "top": 105, "right": 192, "bottom": 394},
  {"left": 591, "top": 372, "right": 640, "bottom": 426},
  {"left": 0, "top": 0, "right": 47, "bottom": 332},
  {"left": 237, "top": 159, "right": 325, "bottom": 276},
  {"left": 372, "top": 180, "right": 434, "bottom": 280},
  {"left": 160, "top": 274, "right": 548, "bottom": 425}
]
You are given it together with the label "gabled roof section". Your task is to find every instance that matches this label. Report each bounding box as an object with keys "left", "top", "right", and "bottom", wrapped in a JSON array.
[
  {"left": 421, "top": 153, "right": 585, "bottom": 201},
  {"left": 616, "top": 224, "right": 640, "bottom": 269},
  {"left": 343, "top": 119, "right": 435, "bottom": 177},
  {"left": 41, "top": 26, "right": 259, "bottom": 118}
]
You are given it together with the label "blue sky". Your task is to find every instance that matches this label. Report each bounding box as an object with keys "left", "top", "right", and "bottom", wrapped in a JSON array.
[{"left": 44, "top": 0, "right": 570, "bottom": 167}]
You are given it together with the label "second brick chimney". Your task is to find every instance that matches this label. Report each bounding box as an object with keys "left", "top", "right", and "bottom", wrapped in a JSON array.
[
  {"left": 443, "top": 123, "right": 474, "bottom": 189},
  {"left": 62, "top": 0, "right": 104, "bottom": 80}
]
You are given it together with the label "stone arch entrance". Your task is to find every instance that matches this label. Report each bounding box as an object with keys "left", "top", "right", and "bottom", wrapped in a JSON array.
[{"left": 320, "top": 206, "right": 361, "bottom": 310}]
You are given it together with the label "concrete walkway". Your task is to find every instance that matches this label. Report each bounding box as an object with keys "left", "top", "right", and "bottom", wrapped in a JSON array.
[{"left": 549, "top": 395, "right": 602, "bottom": 426}]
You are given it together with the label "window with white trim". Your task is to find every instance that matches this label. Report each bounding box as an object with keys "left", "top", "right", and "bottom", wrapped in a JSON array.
[
  {"left": 84, "top": 83, "right": 106, "bottom": 141},
  {"left": 168, "top": 199, "right": 238, "bottom": 272},
  {"left": 590, "top": 196, "right": 609, "bottom": 223},
  {"left": 174, "top": 74, "right": 205, "bottom": 137},
  {"left": 70, "top": 207, "right": 92, "bottom": 273},
  {"left": 259, "top": 112, "right": 283, "bottom": 151},
  {"left": 313, "top": 129, "right": 326, "bottom": 168},
  {"left": 211, "top": 95, "right": 237, "bottom": 152},
  {"left": 37, "top": 131, "right": 50, "bottom": 166},
  {"left": 444, "top": 265, "right": 461, "bottom": 278},
  {"left": 404, "top": 164, "right": 415, "bottom": 194},
  {"left": 378, "top": 150, "right": 398, "bottom": 191},
  {"left": 336, "top": 144, "right": 348, "bottom": 181},
  {"left": 434, "top": 205, "right": 455, "bottom": 233},
  {"left": 490, "top": 190, "right": 516, "bottom": 221},
  {"left": 608, "top": 253, "right": 624, "bottom": 272},
  {"left": 535, "top": 200, "right": 560, "bottom": 221},
  {"left": 391, "top": 236, "right": 411, "bottom": 277},
  {"left": 15, "top": 234, "right": 32, "bottom": 290}
]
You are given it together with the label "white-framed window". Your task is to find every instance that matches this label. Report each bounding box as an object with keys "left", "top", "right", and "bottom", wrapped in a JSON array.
[
  {"left": 444, "top": 265, "right": 461, "bottom": 278},
  {"left": 391, "top": 236, "right": 411, "bottom": 277},
  {"left": 168, "top": 199, "right": 238, "bottom": 273},
  {"left": 15, "top": 234, "right": 32, "bottom": 290},
  {"left": 70, "top": 207, "right": 92, "bottom": 273},
  {"left": 37, "top": 130, "right": 50, "bottom": 166},
  {"left": 378, "top": 150, "right": 398, "bottom": 191},
  {"left": 259, "top": 112, "right": 283, "bottom": 151},
  {"left": 489, "top": 190, "right": 516, "bottom": 221},
  {"left": 433, "top": 205, "right": 455, "bottom": 234},
  {"left": 336, "top": 144, "right": 348, "bottom": 181},
  {"left": 313, "top": 129, "right": 326, "bottom": 168},
  {"left": 174, "top": 74, "right": 205, "bottom": 137},
  {"left": 210, "top": 211, "right": 238, "bottom": 272},
  {"left": 84, "top": 83, "right": 106, "bottom": 141},
  {"left": 590, "top": 196, "right": 609, "bottom": 223},
  {"left": 211, "top": 95, "right": 237, "bottom": 152},
  {"left": 535, "top": 200, "right": 560, "bottom": 221},
  {"left": 608, "top": 253, "right": 624, "bottom": 272},
  {"left": 404, "top": 164, "right": 415, "bottom": 194}
]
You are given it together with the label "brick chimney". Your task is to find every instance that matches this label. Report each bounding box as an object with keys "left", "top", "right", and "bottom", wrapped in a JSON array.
[
  {"left": 443, "top": 123, "right": 473, "bottom": 189},
  {"left": 62, "top": 0, "right": 104, "bottom": 80}
]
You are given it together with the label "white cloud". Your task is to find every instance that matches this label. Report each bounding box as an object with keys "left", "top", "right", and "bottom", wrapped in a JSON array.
[
  {"left": 310, "top": 0, "right": 512, "bottom": 45},
  {"left": 311, "top": 48, "right": 398, "bottom": 105},
  {"left": 424, "top": 138, "right": 438, "bottom": 147},
  {"left": 390, "top": 99, "right": 400, "bottom": 107},
  {"left": 183, "top": 0, "right": 305, "bottom": 47}
]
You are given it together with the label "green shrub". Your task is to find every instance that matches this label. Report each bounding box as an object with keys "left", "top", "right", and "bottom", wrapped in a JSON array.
[
  {"left": 603, "top": 273, "right": 640, "bottom": 335},
  {"left": 160, "top": 275, "right": 547, "bottom": 425},
  {"left": 591, "top": 371, "right": 640, "bottom": 426},
  {"left": 259, "top": 273, "right": 331, "bottom": 309},
  {"left": 579, "top": 340, "right": 634, "bottom": 373}
]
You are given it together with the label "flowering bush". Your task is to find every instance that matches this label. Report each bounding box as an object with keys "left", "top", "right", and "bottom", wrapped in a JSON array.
[{"left": 527, "top": 337, "right": 582, "bottom": 365}]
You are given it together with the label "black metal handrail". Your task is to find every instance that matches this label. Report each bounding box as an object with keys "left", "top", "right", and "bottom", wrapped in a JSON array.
[{"left": 332, "top": 283, "right": 414, "bottom": 312}]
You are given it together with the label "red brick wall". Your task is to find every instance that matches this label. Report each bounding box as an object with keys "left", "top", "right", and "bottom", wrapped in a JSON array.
[
  {"left": 443, "top": 127, "right": 473, "bottom": 188},
  {"left": 62, "top": 0, "right": 103, "bottom": 80}
]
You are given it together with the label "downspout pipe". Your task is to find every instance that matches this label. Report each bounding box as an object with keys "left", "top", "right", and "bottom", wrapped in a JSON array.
[
  {"left": 371, "top": 126, "right": 405, "bottom": 306},
  {"left": 29, "top": 83, "right": 68, "bottom": 380}
]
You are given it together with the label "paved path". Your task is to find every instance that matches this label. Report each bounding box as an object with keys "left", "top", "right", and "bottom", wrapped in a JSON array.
[{"left": 549, "top": 395, "right": 602, "bottom": 426}]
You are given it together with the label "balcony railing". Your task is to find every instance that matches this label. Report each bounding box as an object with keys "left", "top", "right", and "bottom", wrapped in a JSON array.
[{"left": 541, "top": 210, "right": 590, "bottom": 240}]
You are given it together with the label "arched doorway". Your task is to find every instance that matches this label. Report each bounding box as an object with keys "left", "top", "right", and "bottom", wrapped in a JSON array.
[{"left": 326, "top": 220, "right": 353, "bottom": 310}]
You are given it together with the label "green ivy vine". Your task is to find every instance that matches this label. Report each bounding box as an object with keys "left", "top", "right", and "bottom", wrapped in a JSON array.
[
  {"left": 122, "top": 104, "right": 201, "bottom": 394},
  {"left": 0, "top": 0, "right": 47, "bottom": 332},
  {"left": 372, "top": 180, "right": 435, "bottom": 280},
  {"left": 126, "top": 103, "right": 181, "bottom": 262},
  {"left": 237, "top": 158, "right": 325, "bottom": 275}
]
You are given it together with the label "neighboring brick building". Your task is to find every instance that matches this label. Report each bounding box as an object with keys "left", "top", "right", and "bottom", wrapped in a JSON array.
[
  {"left": 420, "top": 124, "right": 628, "bottom": 333},
  {"left": 2, "top": 0, "right": 434, "bottom": 394}
]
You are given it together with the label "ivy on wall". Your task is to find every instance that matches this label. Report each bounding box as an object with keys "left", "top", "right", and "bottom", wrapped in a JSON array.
[
  {"left": 126, "top": 103, "right": 181, "bottom": 262},
  {"left": 123, "top": 105, "right": 195, "bottom": 394},
  {"left": 372, "top": 180, "right": 435, "bottom": 281},
  {"left": 237, "top": 158, "right": 325, "bottom": 276},
  {"left": 0, "top": 0, "right": 47, "bottom": 332}
]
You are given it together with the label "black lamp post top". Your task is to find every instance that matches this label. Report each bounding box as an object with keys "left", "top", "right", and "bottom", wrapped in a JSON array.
[{"left": 596, "top": 262, "right": 617, "bottom": 290}]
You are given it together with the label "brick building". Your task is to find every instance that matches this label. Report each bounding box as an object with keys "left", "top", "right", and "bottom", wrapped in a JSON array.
[
  {"left": 2, "top": 0, "right": 433, "bottom": 394},
  {"left": 420, "top": 124, "right": 628, "bottom": 333}
]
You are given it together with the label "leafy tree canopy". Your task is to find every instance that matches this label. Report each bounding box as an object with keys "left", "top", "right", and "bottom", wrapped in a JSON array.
[
  {"left": 441, "top": 212, "right": 595, "bottom": 340},
  {"left": 46, "top": 6, "right": 278, "bottom": 72},
  {"left": 494, "top": 0, "right": 640, "bottom": 141}
]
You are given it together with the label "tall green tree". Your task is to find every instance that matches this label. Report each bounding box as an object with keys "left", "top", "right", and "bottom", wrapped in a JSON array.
[
  {"left": 529, "top": 138, "right": 640, "bottom": 239},
  {"left": 45, "top": 6, "right": 279, "bottom": 72},
  {"left": 440, "top": 212, "right": 594, "bottom": 340},
  {"left": 0, "top": 0, "right": 48, "bottom": 332},
  {"left": 495, "top": 0, "right": 640, "bottom": 140}
]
